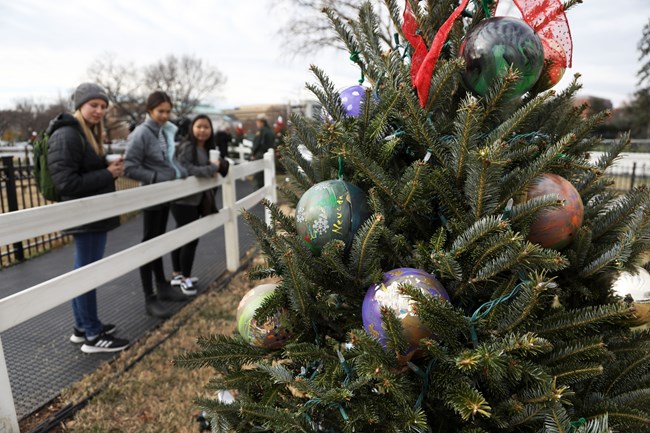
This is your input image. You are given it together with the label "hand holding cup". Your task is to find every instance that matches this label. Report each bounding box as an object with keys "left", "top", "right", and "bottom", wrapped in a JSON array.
[
  {"left": 105, "top": 154, "right": 124, "bottom": 178},
  {"left": 209, "top": 149, "right": 221, "bottom": 173}
]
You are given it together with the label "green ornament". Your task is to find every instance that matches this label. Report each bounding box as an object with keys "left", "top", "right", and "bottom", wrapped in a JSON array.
[
  {"left": 460, "top": 17, "right": 544, "bottom": 99},
  {"left": 296, "top": 180, "right": 372, "bottom": 255}
]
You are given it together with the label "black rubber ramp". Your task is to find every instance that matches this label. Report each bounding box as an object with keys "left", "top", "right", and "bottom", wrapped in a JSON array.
[{"left": 0, "top": 180, "right": 263, "bottom": 419}]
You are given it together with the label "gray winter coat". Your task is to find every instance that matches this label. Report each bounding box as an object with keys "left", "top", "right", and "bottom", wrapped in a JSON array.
[
  {"left": 174, "top": 141, "right": 220, "bottom": 206},
  {"left": 124, "top": 118, "right": 187, "bottom": 185},
  {"left": 46, "top": 113, "right": 119, "bottom": 234},
  {"left": 175, "top": 141, "right": 230, "bottom": 206}
]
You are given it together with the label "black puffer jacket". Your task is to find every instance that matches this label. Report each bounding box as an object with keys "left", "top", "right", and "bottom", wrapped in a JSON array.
[{"left": 46, "top": 113, "right": 119, "bottom": 233}]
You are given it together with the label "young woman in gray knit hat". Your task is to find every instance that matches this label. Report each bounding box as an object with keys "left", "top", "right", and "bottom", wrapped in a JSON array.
[{"left": 46, "top": 82, "right": 129, "bottom": 353}]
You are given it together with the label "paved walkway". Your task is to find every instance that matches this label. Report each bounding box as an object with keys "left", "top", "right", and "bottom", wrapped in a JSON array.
[{"left": 0, "top": 180, "right": 262, "bottom": 420}]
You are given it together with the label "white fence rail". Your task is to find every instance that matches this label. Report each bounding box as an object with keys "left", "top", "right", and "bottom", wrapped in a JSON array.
[
  {"left": 0, "top": 139, "right": 254, "bottom": 163},
  {"left": 0, "top": 150, "right": 276, "bottom": 433}
]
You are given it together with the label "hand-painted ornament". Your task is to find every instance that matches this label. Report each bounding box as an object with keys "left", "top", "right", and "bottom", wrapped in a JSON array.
[
  {"left": 339, "top": 85, "right": 368, "bottom": 117},
  {"left": 531, "top": 38, "right": 566, "bottom": 92},
  {"left": 460, "top": 17, "right": 544, "bottom": 99},
  {"left": 612, "top": 266, "right": 650, "bottom": 327},
  {"left": 296, "top": 180, "right": 372, "bottom": 255},
  {"left": 524, "top": 173, "right": 583, "bottom": 250},
  {"left": 362, "top": 268, "right": 449, "bottom": 355},
  {"left": 237, "top": 284, "right": 292, "bottom": 349}
]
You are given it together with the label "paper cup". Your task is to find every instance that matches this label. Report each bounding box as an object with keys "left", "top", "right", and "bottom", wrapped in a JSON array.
[
  {"left": 105, "top": 154, "right": 122, "bottom": 163},
  {"left": 209, "top": 149, "right": 221, "bottom": 162}
]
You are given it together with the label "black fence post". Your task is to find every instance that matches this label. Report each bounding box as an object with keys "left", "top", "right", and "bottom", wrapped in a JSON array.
[
  {"left": 1, "top": 156, "right": 25, "bottom": 261},
  {"left": 630, "top": 162, "right": 637, "bottom": 192}
]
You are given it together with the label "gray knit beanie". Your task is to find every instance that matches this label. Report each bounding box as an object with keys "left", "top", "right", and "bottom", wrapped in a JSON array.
[{"left": 72, "top": 83, "right": 109, "bottom": 110}]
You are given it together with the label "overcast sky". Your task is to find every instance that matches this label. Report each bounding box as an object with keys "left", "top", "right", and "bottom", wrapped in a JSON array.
[{"left": 0, "top": 0, "right": 648, "bottom": 111}]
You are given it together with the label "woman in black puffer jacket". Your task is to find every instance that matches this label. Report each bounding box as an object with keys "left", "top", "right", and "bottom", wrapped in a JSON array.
[{"left": 46, "top": 83, "right": 129, "bottom": 354}]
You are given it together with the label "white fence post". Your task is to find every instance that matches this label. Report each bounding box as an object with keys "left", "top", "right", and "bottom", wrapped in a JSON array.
[
  {"left": 0, "top": 337, "right": 19, "bottom": 433},
  {"left": 222, "top": 167, "right": 240, "bottom": 272},
  {"left": 263, "top": 149, "right": 277, "bottom": 226}
]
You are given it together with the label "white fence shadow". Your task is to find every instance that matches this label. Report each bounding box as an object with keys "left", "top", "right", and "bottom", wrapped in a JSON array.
[{"left": 0, "top": 150, "right": 276, "bottom": 433}]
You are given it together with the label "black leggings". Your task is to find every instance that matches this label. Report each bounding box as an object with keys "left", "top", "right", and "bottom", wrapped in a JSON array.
[
  {"left": 170, "top": 203, "right": 200, "bottom": 277},
  {"left": 140, "top": 205, "right": 170, "bottom": 296}
]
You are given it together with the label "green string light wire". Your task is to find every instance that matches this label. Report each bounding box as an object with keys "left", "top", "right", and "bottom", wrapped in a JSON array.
[
  {"left": 409, "top": 359, "right": 436, "bottom": 409},
  {"left": 472, "top": 0, "right": 492, "bottom": 18},
  {"left": 468, "top": 272, "right": 527, "bottom": 346},
  {"left": 569, "top": 418, "right": 586, "bottom": 432},
  {"left": 349, "top": 50, "right": 365, "bottom": 84}
]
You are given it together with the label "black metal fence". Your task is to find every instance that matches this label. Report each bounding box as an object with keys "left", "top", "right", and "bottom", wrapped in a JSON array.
[
  {"left": 0, "top": 155, "right": 139, "bottom": 269},
  {"left": 606, "top": 162, "right": 650, "bottom": 191}
]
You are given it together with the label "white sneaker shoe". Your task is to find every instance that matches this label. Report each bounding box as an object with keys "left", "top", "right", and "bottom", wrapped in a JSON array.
[
  {"left": 179, "top": 278, "right": 197, "bottom": 296},
  {"left": 171, "top": 275, "right": 198, "bottom": 285}
]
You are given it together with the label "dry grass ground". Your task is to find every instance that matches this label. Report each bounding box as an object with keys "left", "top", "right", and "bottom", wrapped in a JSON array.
[{"left": 20, "top": 250, "right": 275, "bottom": 433}]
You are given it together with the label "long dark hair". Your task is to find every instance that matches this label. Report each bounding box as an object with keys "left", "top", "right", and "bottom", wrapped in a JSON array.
[
  {"left": 146, "top": 91, "right": 173, "bottom": 112},
  {"left": 188, "top": 114, "right": 216, "bottom": 150}
]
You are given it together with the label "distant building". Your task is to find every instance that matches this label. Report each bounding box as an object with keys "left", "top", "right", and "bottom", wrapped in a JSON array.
[
  {"left": 192, "top": 104, "right": 239, "bottom": 132},
  {"left": 223, "top": 104, "right": 287, "bottom": 137},
  {"left": 223, "top": 100, "right": 321, "bottom": 137}
]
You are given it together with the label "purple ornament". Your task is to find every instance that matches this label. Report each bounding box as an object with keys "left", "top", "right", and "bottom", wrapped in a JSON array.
[
  {"left": 362, "top": 268, "right": 449, "bottom": 353},
  {"left": 339, "top": 85, "right": 367, "bottom": 117}
]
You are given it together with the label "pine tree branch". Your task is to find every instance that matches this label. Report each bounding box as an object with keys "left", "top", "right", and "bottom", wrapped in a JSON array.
[
  {"left": 535, "top": 304, "right": 632, "bottom": 338},
  {"left": 350, "top": 213, "right": 385, "bottom": 282}
]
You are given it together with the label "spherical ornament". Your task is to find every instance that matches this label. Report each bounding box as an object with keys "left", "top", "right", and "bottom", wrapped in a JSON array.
[
  {"left": 611, "top": 267, "right": 650, "bottom": 327},
  {"left": 362, "top": 268, "right": 449, "bottom": 354},
  {"left": 339, "top": 85, "right": 368, "bottom": 117},
  {"left": 460, "top": 16, "right": 544, "bottom": 99},
  {"left": 236, "top": 284, "right": 292, "bottom": 349},
  {"left": 523, "top": 173, "right": 583, "bottom": 250},
  {"left": 296, "top": 180, "right": 372, "bottom": 255},
  {"left": 531, "top": 38, "right": 567, "bottom": 92}
]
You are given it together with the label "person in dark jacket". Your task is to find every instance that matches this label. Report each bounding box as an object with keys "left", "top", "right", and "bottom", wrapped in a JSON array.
[
  {"left": 250, "top": 114, "right": 276, "bottom": 188},
  {"left": 215, "top": 126, "right": 232, "bottom": 159},
  {"left": 124, "top": 91, "right": 189, "bottom": 319},
  {"left": 47, "top": 82, "right": 129, "bottom": 354},
  {"left": 170, "top": 115, "right": 229, "bottom": 294}
]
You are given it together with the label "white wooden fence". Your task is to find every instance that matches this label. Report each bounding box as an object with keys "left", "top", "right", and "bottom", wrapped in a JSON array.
[
  {"left": 0, "top": 150, "right": 277, "bottom": 433},
  {"left": 0, "top": 139, "right": 254, "bottom": 162}
]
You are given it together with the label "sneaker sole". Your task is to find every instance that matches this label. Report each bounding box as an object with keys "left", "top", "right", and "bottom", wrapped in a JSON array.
[
  {"left": 81, "top": 344, "right": 128, "bottom": 354},
  {"left": 171, "top": 277, "right": 199, "bottom": 285},
  {"left": 69, "top": 325, "right": 116, "bottom": 344},
  {"left": 180, "top": 287, "right": 198, "bottom": 296}
]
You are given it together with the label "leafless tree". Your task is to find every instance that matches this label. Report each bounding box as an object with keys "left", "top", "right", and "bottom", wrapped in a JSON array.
[
  {"left": 273, "top": 0, "right": 395, "bottom": 55},
  {"left": 87, "top": 53, "right": 145, "bottom": 131},
  {"left": 0, "top": 97, "right": 68, "bottom": 141},
  {"left": 143, "top": 55, "right": 226, "bottom": 118}
]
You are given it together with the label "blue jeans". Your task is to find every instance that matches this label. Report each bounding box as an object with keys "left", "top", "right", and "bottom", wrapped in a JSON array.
[{"left": 72, "top": 232, "right": 107, "bottom": 338}]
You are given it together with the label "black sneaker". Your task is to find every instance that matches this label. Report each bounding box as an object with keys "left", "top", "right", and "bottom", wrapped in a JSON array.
[
  {"left": 69, "top": 324, "right": 116, "bottom": 344},
  {"left": 81, "top": 332, "right": 129, "bottom": 354}
]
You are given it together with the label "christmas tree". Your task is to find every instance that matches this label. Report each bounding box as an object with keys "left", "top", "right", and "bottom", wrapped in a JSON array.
[{"left": 176, "top": 1, "right": 650, "bottom": 432}]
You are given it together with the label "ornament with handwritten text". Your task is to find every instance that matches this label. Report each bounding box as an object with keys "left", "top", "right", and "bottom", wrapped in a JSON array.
[{"left": 296, "top": 180, "right": 372, "bottom": 255}]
